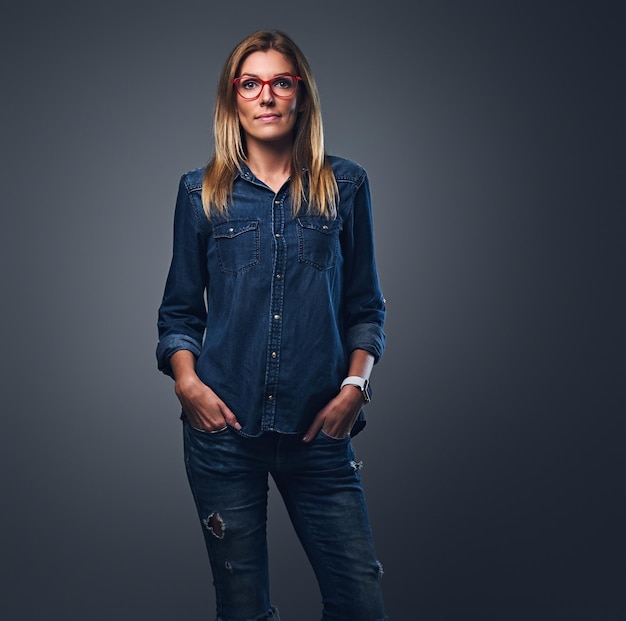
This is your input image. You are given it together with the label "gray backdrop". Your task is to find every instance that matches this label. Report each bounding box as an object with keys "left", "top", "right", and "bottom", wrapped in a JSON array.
[{"left": 2, "top": 1, "right": 623, "bottom": 620}]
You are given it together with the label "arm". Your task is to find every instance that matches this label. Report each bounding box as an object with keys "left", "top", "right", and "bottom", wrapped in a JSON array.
[
  {"left": 156, "top": 174, "right": 241, "bottom": 431},
  {"left": 156, "top": 175, "right": 209, "bottom": 376},
  {"left": 302, "top": 170, "right": 385, "bottom": 442},
  {"left": 341, "top": 171, "right": 386, "bottom": 360}
]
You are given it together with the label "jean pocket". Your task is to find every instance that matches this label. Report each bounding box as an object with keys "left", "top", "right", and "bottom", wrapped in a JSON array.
[
  {"left": 187, "top": 422, "right": 230, "bottom": 435},
  {"left": 213, "top": 219, "right": 260, "bottom": 275},
  {"left": 318, "top": 429, "right": 351, "bottom": 443},
  {"left": 297, "top": 216, "right": 342, "bottom": 270}
]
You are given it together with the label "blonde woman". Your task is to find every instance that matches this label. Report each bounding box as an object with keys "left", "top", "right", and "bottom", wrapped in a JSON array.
[{"left": 157, "top": 29, "right": 387, "bottom": 621}]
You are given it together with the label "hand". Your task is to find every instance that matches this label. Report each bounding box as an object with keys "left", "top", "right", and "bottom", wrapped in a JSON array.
[
  {"left": 302, "top": 385, "right": 364, "bottom": 442},
  {"left": 174, "top": 375, "right": 241, "bottom": 432}
]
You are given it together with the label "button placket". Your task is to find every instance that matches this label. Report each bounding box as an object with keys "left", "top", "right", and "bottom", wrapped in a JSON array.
[{"left": 262, "top": 193, "right": 287, "bottom": 429}]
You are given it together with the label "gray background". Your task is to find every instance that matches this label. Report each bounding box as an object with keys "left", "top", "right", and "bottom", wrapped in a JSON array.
[{"left": 1, "top": 1, "right": 623, "bottom": 619}]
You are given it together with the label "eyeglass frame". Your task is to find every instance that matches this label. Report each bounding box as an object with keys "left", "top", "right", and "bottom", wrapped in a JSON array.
[{"left": 232, "top": 74, "right": 303, "bottom": 100}]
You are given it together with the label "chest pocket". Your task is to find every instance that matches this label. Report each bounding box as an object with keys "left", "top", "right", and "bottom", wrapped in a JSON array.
[
  {"left": 296, "top": 217, "right": 343, "bottom": 271},
  {"left": 213, "top": 220, "right": 260, "bottom": 275}
]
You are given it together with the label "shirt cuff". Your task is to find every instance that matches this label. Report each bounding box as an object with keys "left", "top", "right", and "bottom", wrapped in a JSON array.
[
  {"left": 345, "top": 322, "right": 386, "bottom": 363},
  {"left": 156, "top": 334, "right": 202, "bottom": 377}
]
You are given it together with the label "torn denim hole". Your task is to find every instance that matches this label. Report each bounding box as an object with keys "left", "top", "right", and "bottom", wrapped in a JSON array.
[
  {"left": 350, "top": 459, "right": 364, "bottom": 472},
  {"left": 202, "top": 511, "right": 225, "bottom": 539},
  {"left": 376, "top": 559, "right": 384, "bottom": 578}
]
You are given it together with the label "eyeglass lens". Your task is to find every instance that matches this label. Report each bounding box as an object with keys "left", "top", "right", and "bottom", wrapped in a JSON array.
[{"left": 235, "top": 76, "right": 298, "bottom": 99}]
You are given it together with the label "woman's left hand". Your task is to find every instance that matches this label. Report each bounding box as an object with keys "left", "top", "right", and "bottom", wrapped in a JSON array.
[{"left": 302, "top": 385, "right": 364, "bottom": 442}]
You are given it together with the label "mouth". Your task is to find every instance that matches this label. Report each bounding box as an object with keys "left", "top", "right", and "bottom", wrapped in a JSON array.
[{"left": 255, "top": 113, "right": 281, "bottom": 121}]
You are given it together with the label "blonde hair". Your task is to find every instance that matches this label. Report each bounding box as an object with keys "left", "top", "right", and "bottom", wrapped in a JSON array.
[{"left": 202, "top": 30, "right": 338, "bottom": 219}]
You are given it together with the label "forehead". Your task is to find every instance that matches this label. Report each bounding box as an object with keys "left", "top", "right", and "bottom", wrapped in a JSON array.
[{"left": 238, "top": 49, "right": 295, "bottom": 77}]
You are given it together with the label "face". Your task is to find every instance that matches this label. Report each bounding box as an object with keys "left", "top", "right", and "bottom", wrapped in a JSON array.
[{"left": 235, "top": 49, "right": 301, "bottom": 148}]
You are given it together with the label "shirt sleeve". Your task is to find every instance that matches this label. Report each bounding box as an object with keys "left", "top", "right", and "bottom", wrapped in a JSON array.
[
  {"left": 156, "top": 174, "right": 210, "bottom": 377},
  {"left": 341, "top": 171, "right": 387, "bottom": 362}
]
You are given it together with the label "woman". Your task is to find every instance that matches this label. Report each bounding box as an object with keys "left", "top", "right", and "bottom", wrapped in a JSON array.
[{"left": 157, "top": 29, "right": 387, "bottom": 621}]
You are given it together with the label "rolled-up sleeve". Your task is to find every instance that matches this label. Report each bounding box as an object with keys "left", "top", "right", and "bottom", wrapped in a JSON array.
[
  {"left": 156, "top": 174, "right": 210, "bottom": 377},
  {"left": 341, "top": 172, "right": 386, "bottom": 362}
]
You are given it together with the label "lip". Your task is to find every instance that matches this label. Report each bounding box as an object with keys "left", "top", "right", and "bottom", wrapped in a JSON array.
[{"left": 255, "top": 113, "right": 281, "bottom": 122}]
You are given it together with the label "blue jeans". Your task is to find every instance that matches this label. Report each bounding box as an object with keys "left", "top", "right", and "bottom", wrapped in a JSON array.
[{"left": 183, "top": 421, "right": 388, "bottom": 621}]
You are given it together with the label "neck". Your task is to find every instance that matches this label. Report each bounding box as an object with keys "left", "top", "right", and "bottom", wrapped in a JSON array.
[{"left": 245, "top": 138, "right": 293, "bottom": 193}]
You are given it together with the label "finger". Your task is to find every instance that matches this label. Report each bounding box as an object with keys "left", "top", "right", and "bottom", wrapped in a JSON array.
[
  {"left": 220, "top": 404, "right": 242, "bottom": 430},
  {"left": 302, "top": 412, "right": 325, "bottom": 443}
]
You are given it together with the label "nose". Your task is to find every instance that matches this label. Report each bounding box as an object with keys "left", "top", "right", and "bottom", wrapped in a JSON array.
[{"left": 259, "top": 82, "right": 274, "bottom": 105}]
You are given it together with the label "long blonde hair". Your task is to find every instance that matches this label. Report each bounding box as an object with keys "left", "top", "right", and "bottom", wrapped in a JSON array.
[{"left": 202, "top": 30, "right": 338, "bottom": 219}]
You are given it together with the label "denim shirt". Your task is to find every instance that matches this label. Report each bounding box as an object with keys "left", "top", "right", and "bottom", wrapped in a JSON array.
[{"left": 156, "top": 155, "right": 386, "bottom": 437}]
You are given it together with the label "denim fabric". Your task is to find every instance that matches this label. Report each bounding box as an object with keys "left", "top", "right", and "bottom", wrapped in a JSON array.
[
  {"left": 183, "top": 421, "right": 387, "bottom": 621},
  {"left": 156, "top": 156, "right": 386, "bottom": 437}
]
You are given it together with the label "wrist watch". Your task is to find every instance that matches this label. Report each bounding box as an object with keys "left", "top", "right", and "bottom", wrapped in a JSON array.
[{"left": 340, "top": 376, "right": 371, "bottom": 404}]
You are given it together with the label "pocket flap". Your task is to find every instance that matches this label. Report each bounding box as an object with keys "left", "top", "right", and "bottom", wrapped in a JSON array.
[{"left": 213, "top": 220, "right": 259, "bottom": 239}]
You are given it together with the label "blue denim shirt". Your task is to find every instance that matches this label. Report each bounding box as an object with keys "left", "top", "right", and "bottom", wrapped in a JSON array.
[{"left": 156, "top": 156, "right": 386, "bottom": 437}]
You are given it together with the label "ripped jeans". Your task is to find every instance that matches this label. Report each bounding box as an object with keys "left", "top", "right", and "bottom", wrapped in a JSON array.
[{"left": 183, "top": 421, "right": 388, "bottom": 621}]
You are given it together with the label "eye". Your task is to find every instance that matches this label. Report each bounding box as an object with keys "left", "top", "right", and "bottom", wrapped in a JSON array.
[
  {"left": 272, "top": 76, "right": 295, "bottom": 90},
  {"left": 240, "top": 78, "right": 260, "bottom": 90}
]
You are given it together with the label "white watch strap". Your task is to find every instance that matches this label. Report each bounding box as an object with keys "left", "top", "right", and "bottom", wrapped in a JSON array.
[
  {"left": 340, "top": 376, "right": 370, "bottom": 403},
  {"left": 341, "top": 376, "right": 367, "bottom": 390}
]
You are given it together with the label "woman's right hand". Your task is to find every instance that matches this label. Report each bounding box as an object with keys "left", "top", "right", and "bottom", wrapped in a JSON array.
[
  {"left": 170, "top": 350, "right": 241, "bottom": 432},
  {"left": 174, "top": 375, "right": 241, "bottom": 432}
]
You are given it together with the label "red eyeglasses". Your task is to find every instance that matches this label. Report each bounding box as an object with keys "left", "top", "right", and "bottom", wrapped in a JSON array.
[{"left": 233, "top": 75, "right": 302, "bottom": 100}]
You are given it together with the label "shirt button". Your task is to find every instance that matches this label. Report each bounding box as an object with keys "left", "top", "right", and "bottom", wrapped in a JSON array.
[
  {"left": 275, "top": 232, "right": 281, "bottom": 238},
  {"left": 322, "top": 225, "right": 328, "bottom": 230},
  {"left": 271, "top": 351, "right": 277, "bottom": 359},
  {"left": 228, "top": 227, "right": 234, "bottom": 233},
  {"left": 273, "top": 314, "right": 280, "bottom": 320},
  {"left": 267, "top": 395, "right": 274, "bottom": 401},
  {"left": 274, "top": 200, "right": 280, "bottom": 205},
  {"left": 275, "top": 274, "right": 282, "bottom": 279}
]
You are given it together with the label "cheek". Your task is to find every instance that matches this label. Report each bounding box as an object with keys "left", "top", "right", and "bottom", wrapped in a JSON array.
[
  {"left": 286, "top": 99, "right": 299, "bottom": 117},
  {"left": 236, "top": 99, "right": 251, "bottom": 119},
  {"left": 236, "top": 108, "right": 254, "bottom": 131}
]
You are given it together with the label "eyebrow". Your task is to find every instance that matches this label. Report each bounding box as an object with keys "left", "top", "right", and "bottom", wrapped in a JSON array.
[{"left": 237, "top": 72, "right": 292, "bottom": 78}]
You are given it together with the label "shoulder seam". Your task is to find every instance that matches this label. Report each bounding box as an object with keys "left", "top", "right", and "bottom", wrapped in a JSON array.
[{"left": 182, "top": 167, "right": 204, "bottom": 193}]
